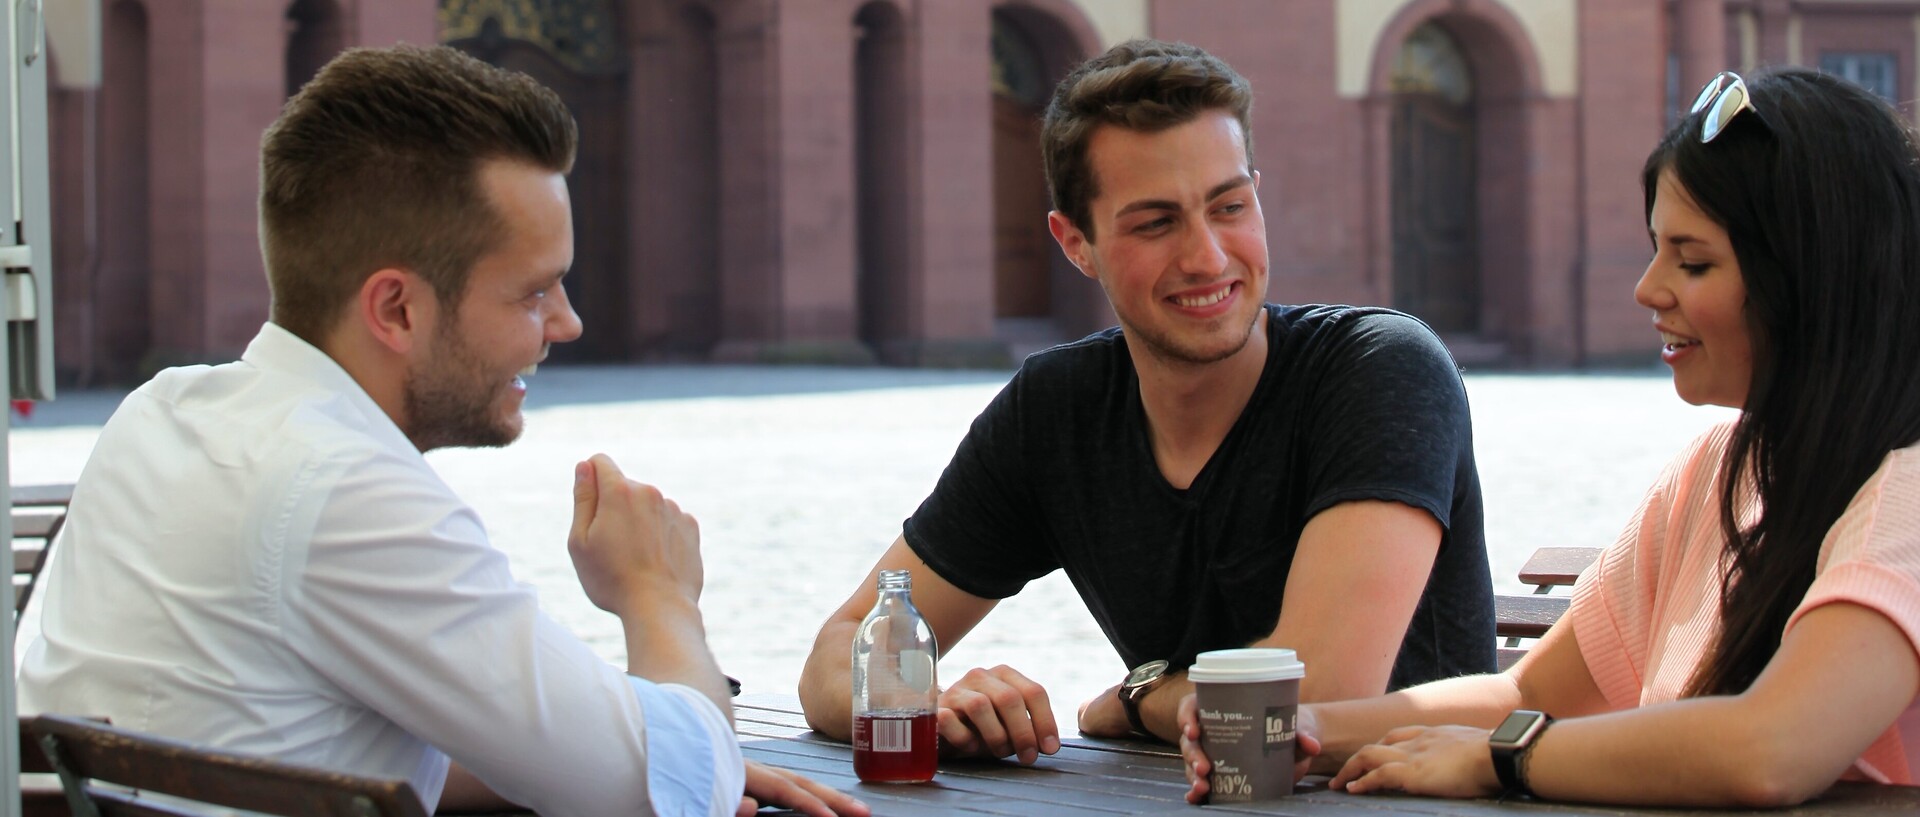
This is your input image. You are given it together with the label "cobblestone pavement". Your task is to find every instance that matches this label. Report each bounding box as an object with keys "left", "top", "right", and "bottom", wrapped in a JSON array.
[{"left": 8, "top": 365, "right": 1734, "bottom": 715}]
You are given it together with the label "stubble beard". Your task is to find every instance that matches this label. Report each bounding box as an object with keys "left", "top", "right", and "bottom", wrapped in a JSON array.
[
  {"left": 1113, "top": 297, "right": 1262, "bottom": 369},
  {"left": 403, "top": 319, "right": 521, "bottom": 452}
]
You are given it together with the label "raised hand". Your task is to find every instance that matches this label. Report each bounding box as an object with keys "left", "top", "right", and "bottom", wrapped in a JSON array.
[{"left": 567, "top": 453, "right": 704, "bottom": 615}]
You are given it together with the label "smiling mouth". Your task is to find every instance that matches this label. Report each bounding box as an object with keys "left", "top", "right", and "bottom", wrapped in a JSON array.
[
  {"left": 1659, "top": 331, "right": 1699, "bottom": 352},
  {"left": 1170, "top": 284, "right": 1234, "bottom": 308},
  {"left": 518, "top": 363, "right": 538, "bottom": 377}
]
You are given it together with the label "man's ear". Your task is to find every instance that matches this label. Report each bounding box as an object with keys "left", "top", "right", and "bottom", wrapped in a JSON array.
[
  {"left": 358, "top": 268, "right": 431, "bottom": 355},
  {"left": 1048, "top": 211, "right": 1096, "bottom": 280}
]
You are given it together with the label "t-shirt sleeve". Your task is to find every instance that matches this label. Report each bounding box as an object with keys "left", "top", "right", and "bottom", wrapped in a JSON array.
[
  {"left": 901, "top": 372, "right": 1056, "bottom": 599},
  {"left": 1786, "top": 447, "right": 1920, "bottom": 784},
  {"left": 1569, "top": 426, "right": 1726, "bottom": 712},
  {"left": 1787, "top": 446, "right": 1920, "bottom": 665},
  {"left": 1296, "top": 313, "right": 1472, "bottom": 529}
]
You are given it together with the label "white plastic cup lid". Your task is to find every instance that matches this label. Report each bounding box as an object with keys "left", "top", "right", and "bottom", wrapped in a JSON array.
[{"left": 1187, "top": 648, "right": 1306, "bottom": 683}]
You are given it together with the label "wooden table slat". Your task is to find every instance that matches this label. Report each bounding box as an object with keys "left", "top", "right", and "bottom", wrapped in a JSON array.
[
  {"left": 1494, "top": 595, "right": 1569, "bottom": 639},
  {"left": 1517, "top": 547, "right": 1603, "bottom": 588}
]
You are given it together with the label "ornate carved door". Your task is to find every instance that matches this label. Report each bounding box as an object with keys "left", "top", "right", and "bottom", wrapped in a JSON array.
[
  {"left": 1390, "top": 24, "right": 1480, "bottom": 335},
  {"left": 442, "top": 1, "right": 628, "bottom": 361}
]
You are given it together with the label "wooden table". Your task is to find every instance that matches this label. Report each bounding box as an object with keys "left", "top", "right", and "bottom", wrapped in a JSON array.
[{"left": 735, "top": 695, "right": 1920, "bottom": 816}]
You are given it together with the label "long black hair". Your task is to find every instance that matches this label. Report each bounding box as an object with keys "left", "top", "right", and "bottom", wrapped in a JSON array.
[{"left": 1641, "top": 68, "right": 1920, "bottom": 697}]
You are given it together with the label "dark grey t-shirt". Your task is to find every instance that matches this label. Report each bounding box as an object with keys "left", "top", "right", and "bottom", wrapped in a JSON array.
[{"left": 903, "top": 304, "right": 1495, "bottom": 689}]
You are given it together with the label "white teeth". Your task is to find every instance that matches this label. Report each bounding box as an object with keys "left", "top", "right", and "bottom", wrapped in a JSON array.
[
  {"left": 1173, "top": 287, "right": 1231, "bottom": 308},
  {"left": 519, "top": 363, "right": 538, "bottom": 377},
  {"left": 1659, "top": 331, "right": 1696, "bottom": 348}
]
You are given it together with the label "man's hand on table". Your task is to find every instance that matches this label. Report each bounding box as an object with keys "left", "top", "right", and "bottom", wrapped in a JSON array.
[
  {"left": 936, "top": 665, "right": 1061, "bottom": 764},
  {"left": 1177, "top": 693, "right": 1322, "bottom": 805},
  {"left": 738, "top": 761, "right": 870, "bottom": 817}
]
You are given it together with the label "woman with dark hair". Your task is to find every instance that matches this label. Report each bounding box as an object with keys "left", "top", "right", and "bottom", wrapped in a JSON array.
[{"left": 1176, "top": 67, "right": 1920, "bottom": 807}]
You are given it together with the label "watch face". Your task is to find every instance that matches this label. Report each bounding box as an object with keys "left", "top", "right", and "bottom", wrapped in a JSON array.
[
  {"left": 1490, "top": 711, "right": 1544, "bottom": 746},
  {"left": 1124, "top": 659, "right": 1170, "bottom": 690}
]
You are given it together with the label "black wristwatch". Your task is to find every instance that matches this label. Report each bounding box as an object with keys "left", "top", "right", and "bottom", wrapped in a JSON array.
[
  {"left": 1488, "top": 709, "right": 1553, "bottom": 797},
  {"left": 1118, "top": 659, "right": 1171, "bottom": 736}
]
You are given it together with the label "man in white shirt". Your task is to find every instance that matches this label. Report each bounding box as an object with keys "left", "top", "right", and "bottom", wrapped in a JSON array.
[{"left": 18, "top": 45, "right": 862, "bottom": 817}]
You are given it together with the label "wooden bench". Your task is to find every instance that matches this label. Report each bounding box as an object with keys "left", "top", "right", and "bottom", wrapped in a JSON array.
[
  {"left": 25, "top": 714, "right": 427, "bottom": 817},
  {"left": 1494, "top": 546, "right": 1603, "bottom": 670}
]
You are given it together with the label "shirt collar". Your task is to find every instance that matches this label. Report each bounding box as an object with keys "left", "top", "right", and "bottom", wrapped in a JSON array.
[{"left": 240, "top": 322, "right": 419, "bottom": 455}]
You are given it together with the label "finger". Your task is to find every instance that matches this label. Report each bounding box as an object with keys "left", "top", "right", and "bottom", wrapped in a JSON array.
[
  {"left": 1344, "top": 762, "right": 1408, "bottom": 795},
  {"left": 1185, "top": 762, "right": 1212, "bottom": 805},
  {"left": 936, "top": 707, "right": 981, "bottom": 757},
  {"left": 1176, "top": 693, "right": 1200, "bottom": 741},
  {"left": 1297, "top": 730, "right": 1322, "bottom": 757},
  {"left": 1329, "top": 747, "right": 1383, "bottom": 791},
  {"left": 991, "top": 667, "right": 1060, "bottom": 756},
  {"left": 985, "top": 667, "right": 1051, "bottom": 761},
  {"left": 948, "top": 684, "right": 1017, "bottom": 759},
  {"left": 754, "top": 769, "right": 830, "bottom": 817},
  {"left": 789, "top": 774, "right": 871, "bottom": 817},
  {"left": 735, "top": 796, "right": 757, "bottom": 817},
  {"left": 568, "top": 459, "right": 598, "bottom": 547}
]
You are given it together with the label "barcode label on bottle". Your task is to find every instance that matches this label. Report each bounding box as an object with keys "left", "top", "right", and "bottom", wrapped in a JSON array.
[{"left": 872, "top": 718, "right": 912, "bottom": 753}]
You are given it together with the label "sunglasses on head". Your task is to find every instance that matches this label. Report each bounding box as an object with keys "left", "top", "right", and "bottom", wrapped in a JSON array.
[{"left": 1691, "top": 71, "right": 1770, "bottom": 143}]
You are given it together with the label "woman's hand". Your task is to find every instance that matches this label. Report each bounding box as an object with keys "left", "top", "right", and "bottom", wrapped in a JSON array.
[
  {"left": 1329, "top": 725, "right": 1501, "bottom": 799},
  {"left": 1176, "top": 694, "right": 1321, "bottom": 804}
]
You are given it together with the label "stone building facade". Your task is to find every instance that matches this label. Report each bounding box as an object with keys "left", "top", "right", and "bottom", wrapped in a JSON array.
[{"left": 39, "top": 0, "right": 1920, "bottom": 381}]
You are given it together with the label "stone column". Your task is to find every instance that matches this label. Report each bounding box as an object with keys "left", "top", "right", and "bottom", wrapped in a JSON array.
[{"left": 144, "top": 0, "right": 282, "bottom": 367}]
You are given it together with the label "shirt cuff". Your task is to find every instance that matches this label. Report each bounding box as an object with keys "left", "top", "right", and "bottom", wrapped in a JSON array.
[{"left": 626, "top": 677, "right": 745, "bottom": 817}]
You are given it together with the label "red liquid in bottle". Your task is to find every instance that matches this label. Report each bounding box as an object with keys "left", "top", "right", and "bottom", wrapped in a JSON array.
[{"left": 852, "top": 709, "right": 937, "bottom": 783}]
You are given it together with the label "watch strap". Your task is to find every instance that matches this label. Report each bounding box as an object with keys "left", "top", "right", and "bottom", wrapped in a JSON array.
[{"left": 1489, "top": 710, "right": 1552, "bottom": 797}]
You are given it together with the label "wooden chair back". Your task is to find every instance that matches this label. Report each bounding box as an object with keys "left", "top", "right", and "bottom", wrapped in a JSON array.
[
  {"left": 13, "top": 506, "right": 65, "bottom": 619},
  {"left": 1494, "top": 546, "right": 1603, "bottom": 670},
  {"left": 25, "top": 715, "right": 427, "bottom": 817}
]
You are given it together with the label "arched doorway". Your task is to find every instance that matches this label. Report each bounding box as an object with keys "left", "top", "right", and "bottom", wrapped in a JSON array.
[
  {"left": 988, "top": 3, "right": 1099, "bottom": 352},
  {"left": 285, "top": 0, "right": 345, "bottom": 98},
  {"left": 442, "top": 0, "right": 628, "bottom": 361},
  {"left": 1390, "top": 23, "right": 1479, "bottom": 334},
  {"left": 98, "top": 0, "right": 153, "bottom": 382},
  {"left": 855, "top": 1, "right": 910, "bottom": 362}
]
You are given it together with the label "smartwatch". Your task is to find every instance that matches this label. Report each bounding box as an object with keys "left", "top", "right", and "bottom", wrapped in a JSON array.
[
  {"left": 1488, "top": 709, "right": 1553, "bottom": 797},
  {"left": 1118, "top": 659, "right": 1171, "bottom": 736}
]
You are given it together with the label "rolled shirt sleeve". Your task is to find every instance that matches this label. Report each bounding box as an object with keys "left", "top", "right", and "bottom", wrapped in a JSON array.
[
  {"left": 632, "top": 680, "right": 746, "bottom": 817},
  {"left": 280, "top": 449, "right": 745, "bottom": 817}
]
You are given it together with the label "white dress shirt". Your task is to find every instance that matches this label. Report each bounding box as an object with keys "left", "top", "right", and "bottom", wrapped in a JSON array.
[{"left": 18, "top": 323, "right": 744, "bottom": 817}]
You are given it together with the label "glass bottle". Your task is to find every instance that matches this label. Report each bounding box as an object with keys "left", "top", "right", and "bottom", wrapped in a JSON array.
[{"left": 851, "top": 568, "right": 939, "bottom": 783}]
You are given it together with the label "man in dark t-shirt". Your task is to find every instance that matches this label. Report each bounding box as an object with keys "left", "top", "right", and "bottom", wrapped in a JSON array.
[{"left": 798, "top": 40, "right": 1493, "bottom": 763}]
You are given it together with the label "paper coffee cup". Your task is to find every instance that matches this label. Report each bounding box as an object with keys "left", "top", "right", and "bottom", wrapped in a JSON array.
[{"left": 1189, "top": 648, "right": 1306, "bottom": 802}]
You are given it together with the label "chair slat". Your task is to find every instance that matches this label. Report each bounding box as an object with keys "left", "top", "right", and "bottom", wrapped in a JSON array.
[
  {"left": 1517, "top": 547, "right": 1602, "bottom": 589},
  {"left": 12, "top": 508, "right": 64, "bottom": 540},
  {"left": 11, "top": 484, "right": 75, "bottom": 508},
  {"left": 27, "top": 715, "right": 427, "bottom": 817},
  {"left": 1494, "top": 594, "right": 1569, "bottom": 640}
]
